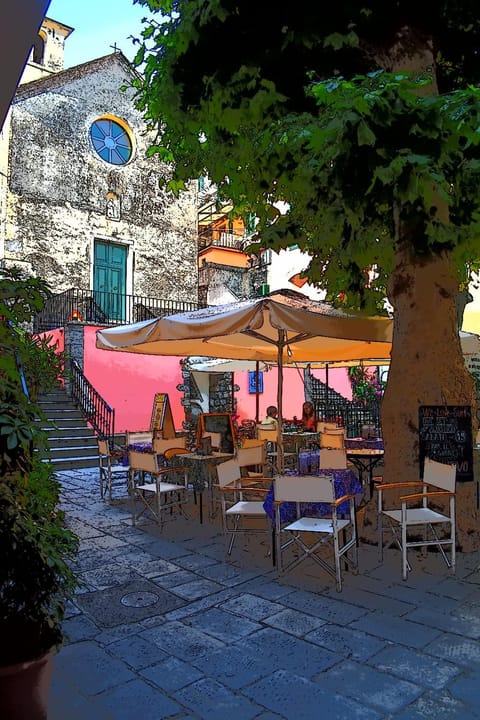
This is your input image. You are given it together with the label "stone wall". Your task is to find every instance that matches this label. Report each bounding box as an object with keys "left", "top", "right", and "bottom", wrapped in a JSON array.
[{"left": 2, "top": 54, "right": 198, "bottom": 303}]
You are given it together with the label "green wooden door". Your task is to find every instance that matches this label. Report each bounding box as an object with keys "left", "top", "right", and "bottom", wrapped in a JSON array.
[{"left": 93, "top": 241, "right": 127, "bottom": 321}]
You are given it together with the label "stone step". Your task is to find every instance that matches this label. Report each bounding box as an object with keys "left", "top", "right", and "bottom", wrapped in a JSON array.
[
  {"left": 48, "top": 435, "right": 98, "bottom": 449},
  {"left": 45, "top": 455, "right": 100, "bottom": 471},
  {"left": 37, "top": 386, "right": 104, "bottom": 470},
  {"left": 45, "top": 445, "right": 99, "bottom": 460},
  {"left": 44, "top": 425, "right": 96, "bottom": 438},
  {"left": 40, "top": 409, "right": 84, "bottom": 421},
  {"left": 39, "top": 417, "right": 95, "bottom": 430}
]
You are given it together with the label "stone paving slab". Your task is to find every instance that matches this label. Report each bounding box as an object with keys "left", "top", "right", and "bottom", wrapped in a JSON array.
[
  {"left": 50, "top": 467, "right": 480, "bottom": 719},
  {"left": 244, "top": 669, "right": 383, "bottom": 720}
]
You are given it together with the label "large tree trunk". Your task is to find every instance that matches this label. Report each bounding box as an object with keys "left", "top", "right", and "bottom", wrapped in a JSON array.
[{"left": 360, "top": 243, "right": 479, "bottom": 550}]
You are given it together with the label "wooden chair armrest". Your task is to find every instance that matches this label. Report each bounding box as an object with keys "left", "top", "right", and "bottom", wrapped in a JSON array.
[
  {"left": 376, "top": 482, "right": 424, "bottom": 491},
  {"left": 217, "top": 485, "right": 269, "bottom": 495},
  {"left": 241, "top": 479, "right": 271, "bottom": 488},
  {"left": 332, "top": 493, "right": 355, "bottom": 506},
  {"left": 158, "top": 466, "right": 184, "bottom": 475},
  {"left": 400, "top": 491, "right": 456, "bottom": 501}
]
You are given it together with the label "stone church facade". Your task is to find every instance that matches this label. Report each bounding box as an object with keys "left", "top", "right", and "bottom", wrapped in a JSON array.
[{"left": 0, "top": 17, "right": 198, "bottom": 315}]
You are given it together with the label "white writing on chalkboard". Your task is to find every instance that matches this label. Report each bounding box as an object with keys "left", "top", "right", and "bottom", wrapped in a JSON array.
[{"left": 418, "top": 405, "right": 473, "bottom": 482}]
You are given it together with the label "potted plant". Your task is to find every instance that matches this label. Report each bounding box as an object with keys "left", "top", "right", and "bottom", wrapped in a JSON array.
[{"left": 0, "top": 268, "right": 79, "bottom": 719}]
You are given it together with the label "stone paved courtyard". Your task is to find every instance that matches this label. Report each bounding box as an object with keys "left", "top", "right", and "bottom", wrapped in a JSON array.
[{"left": 50, "top": 467, "right": 480, "bottom": 719}]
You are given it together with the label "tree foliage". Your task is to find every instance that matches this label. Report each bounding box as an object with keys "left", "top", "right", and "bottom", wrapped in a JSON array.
[
  {"left": 0, "top": 267, "right": 67, "bottom": 474},
  {"left": 131, "top": 0, "right": 480, "bottom": 311}
]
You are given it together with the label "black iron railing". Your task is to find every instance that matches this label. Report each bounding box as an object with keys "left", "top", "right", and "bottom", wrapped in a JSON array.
[
  {"left": 33, "top": 288, "right": 203, "bottom": 332},
  {"left": 70, "top": 359, "right": 115, "bottom": 444},
  {"left": 314, "top": 397, "right": 383, "bottom": 438}
]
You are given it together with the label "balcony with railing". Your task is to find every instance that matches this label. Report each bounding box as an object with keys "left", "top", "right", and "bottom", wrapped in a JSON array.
[{"left": 33, "top": 288, "right": 204, "bottom": 332}]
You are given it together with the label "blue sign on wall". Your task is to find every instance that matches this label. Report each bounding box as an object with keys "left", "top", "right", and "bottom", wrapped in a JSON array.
[{"left": 248, "top": 370, "right": 263, "bottom": 394}]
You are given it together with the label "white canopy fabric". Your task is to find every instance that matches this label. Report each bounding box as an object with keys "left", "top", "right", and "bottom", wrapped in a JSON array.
[
  {"left": 97, "top": 289, "right": 393, "bottom": 364},
  {"left": 188, "top": 357, "right": 269, "bottom": 373}
]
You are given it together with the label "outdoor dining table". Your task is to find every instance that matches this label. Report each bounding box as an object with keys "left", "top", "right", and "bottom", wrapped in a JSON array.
[
  {"left": 345, "top": 438, "right": 384, "bottom": 497},
  {"left": 263, "top": 468, "right": 363, "bottom": 525},
  {"left": 282, "top": 431, "right": 319, "bottom": 452},
  {"left": 173, "top": 451, "right": 234, "bottom": 523}
]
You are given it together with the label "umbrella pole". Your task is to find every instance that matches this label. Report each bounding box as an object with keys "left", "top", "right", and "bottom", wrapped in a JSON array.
[
  {"left": 325, "top": 363, "right": 329, "bottom": 419},
  {"left": 277, "top": 332, "right": 284, "bottom": 474},
  {"left": 255, "top": 360, "right": 260, "bottom": 424}
]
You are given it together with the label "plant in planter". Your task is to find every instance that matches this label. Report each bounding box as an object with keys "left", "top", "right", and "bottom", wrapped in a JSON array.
[
  {"left": 0, "top": 267, "right": 79, "bottom": 718},
  {"left": 348, "top": 365, "right": 385, "bottom": 405}
]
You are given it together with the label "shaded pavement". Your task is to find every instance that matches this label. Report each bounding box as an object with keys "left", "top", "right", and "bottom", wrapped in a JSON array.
[{"left": 50, "top": 467, "right": 480, "bottom": 719}]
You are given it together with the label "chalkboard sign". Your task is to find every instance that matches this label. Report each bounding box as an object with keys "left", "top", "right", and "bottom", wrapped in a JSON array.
[
  {"left": 197, "top": 412, "right": 235, "bottom": 453},
  {"left": 418, "top": 405, "right": 473, "bottom": 482}
]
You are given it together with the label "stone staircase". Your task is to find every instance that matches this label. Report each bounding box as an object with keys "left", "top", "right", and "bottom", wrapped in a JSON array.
[{"left": 37, "top": 386, "right": 99, "bottom": 470}]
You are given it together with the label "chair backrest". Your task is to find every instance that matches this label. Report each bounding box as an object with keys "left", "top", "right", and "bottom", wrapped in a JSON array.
[
  {"left": 319, "top": 431, "right": 345, "bottom": 450},
  {"left": 98, "top": 438, "right": 109, "bottom": 456},
  {"left": 256, "top": 426, "right": 277, "bottom": 442},
  {"left": 153, "top": 436, "right": 186, "bottom": 454},
  {"left": 423, "top": 457, "right": 456, "bottom": 492},
  {"left": 317, "top": 421, "right": 343, "bottom": 433},
  {"left": 319, "top": 448, "right": 347, "bottom": 469},
  {"left": 126, "top": 431, "right": 152, "bottom": 446},
  {"left": 241, "top": 438, "right": 265, "bottom": 449},
  {"left": 275, "top": 474, "right": 335, "bottom": 503},
  {"left": 128, "top": 450, "right": 159, "bottom": 474},
  {"left": 216, "top": 459, "right": 242, "bottom": 488},
  {"left": 236, "top": 444, "right": 266, "bottom": 468},
  {"left": 202, "top": 431, "right": 222, "bottom": 449}
]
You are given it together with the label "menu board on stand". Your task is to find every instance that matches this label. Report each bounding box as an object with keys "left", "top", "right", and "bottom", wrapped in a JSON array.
[
  {"left": 150, "top": 393, "right": 176, "bottom": 439},
  {"left": 418, "top": 405, "right": 473, "bottom": 482}
]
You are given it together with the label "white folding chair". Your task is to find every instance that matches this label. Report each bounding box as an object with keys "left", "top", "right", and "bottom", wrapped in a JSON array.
[
  {"left": 274, "top": 474, "right": 358, "bottom": 592},
  {"left": 317, "top": 421, "right": 344, "bottom": 433},
  {"left": 153, "top": 436, "right": 186, "bottom": 455},
  {"left": 216, "top": 459, "right": 271, "bottom": 559},
  {"left": 319, "top": 447, "right": 348, "bottom": 469},
  {"left": 236, "top": 443, "right": 271, "bottom": 479},
  {"left": 256, "top": 425, "right": 296, "bottom": 472},
  {"left": 319, "top": 430, "right": 345, "bottom": 450},
  {"left": 128, "top": 450, "right": 189, "bottom": 528},
  {"left": 377, "top": 457, "right": 456, "bottom": 580},
  {"left": 98, "top": 438, "right": 129, "bottom": 500}
]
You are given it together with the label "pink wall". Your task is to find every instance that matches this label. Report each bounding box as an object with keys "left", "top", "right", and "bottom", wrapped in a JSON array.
[
  {"left": 234, "top": 366, "right": 307, "bottom": 422},
  {"left": 83, "top": 327, "right": 185, "bottom": 433},
  {"left": 63, "top": 327, "right": 354, "bottom": 434},
  {"left": 311, "top": 367, "right": 353, "bottom": 400}
]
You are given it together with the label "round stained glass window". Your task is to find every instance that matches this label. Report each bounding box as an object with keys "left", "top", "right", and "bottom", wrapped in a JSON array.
[{"left": 90, "top": 117, "right": 133, "bottom": 165}]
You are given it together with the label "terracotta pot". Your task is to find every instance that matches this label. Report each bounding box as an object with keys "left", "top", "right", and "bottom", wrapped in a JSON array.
[{"left": 0, "top": 649, "right": 54, "bottom": 720}]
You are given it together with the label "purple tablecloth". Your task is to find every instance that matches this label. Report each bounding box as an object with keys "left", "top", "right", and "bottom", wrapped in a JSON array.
[
  {"left": 263, "top": 469, "right": 363, "bottom": 524},
  {"left": 345, "top": 438, "right": 384, "bottom": 450}
]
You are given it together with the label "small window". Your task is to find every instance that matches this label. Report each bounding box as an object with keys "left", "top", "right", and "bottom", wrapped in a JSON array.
[
  {"left": 32, "top": 31, "right": 46, "bottom": 65},
  {"left": 90, "top": 116, "right": 133, "bottom": 165}
]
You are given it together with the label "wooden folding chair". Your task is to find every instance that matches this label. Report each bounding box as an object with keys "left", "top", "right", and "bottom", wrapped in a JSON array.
[{"left": 128, "top": 449, "right": 189, "bottom": 528}]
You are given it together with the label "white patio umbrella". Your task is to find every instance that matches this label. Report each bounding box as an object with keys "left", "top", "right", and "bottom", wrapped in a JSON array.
[{"left": 97, "top": 289, "right": 393, "bottom": 470}]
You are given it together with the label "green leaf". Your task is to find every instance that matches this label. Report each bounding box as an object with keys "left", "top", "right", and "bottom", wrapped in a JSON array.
[{"left": 357, "top": 120, "right": 376, "bottom": 146}]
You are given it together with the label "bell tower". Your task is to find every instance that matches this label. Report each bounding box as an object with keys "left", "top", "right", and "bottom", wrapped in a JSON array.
[{"left": 21, "top": 17, "right": 74, "bottom": 84}]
